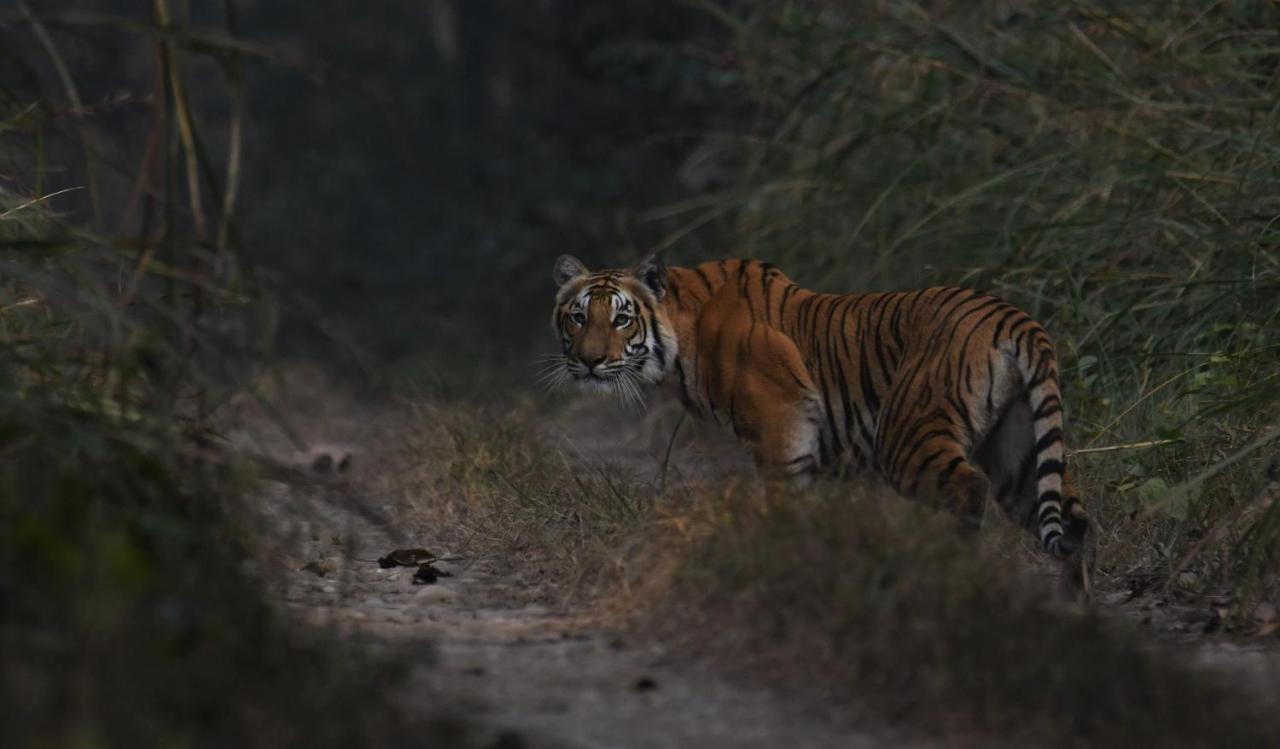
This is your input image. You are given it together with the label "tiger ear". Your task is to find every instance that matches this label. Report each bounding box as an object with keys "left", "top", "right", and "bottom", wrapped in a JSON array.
[
  {"left": 632, "top": 252, "right": 667, "bottom": 300},
  {"left": 553, "top": 254, "right": 589, "bottom": 287}
]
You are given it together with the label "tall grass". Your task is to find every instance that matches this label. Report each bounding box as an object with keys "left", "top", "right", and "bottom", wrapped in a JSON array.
[
  {"left": 659, "top": 0, "right": 1280, "bottom": 614},
  {"left": 0, "top": 6, "right": 474, "bottom": 746}
]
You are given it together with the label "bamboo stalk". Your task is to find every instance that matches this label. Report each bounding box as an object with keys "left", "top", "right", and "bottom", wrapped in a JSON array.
[
  {"left": 154, "top": 0, "right": 205, "bottom": 240},
  {"left": 16, "top": 0, "right": 102, "bottom": 230},
  {"left": 216, "top": 0, "right": 245, "bottom": 265},
  {"left": 119, "top": 39, "right": 168, "bottom": 236},
  {"left": 1067, "top": 439, "right": 1181, "bottom": 456}
]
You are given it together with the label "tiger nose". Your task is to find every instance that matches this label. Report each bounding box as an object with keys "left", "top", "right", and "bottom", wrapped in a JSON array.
[{"left": 585, "top": 355, "right": 607, "bottom": 371}]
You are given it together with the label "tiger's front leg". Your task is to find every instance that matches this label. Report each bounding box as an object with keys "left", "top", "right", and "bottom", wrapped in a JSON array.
[
  {"left": 693, "top": 298, "right": 825, "bottom": 487},
  {"left": 743, "top": 392, "right": 824, "bottom": 488},
  {"left": 718, "top": 349, "right": 824, "bottom": 487}
]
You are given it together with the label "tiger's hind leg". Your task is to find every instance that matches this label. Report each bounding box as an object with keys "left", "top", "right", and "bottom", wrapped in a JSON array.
[
  {"left": 974, "top": 397, "right": 1038, "bottom": 526},
  {"left": 911, "top": 450, "right": 990, "bottom": 535},
  {"left": 875, "top": 414, "right": 990, "bottom": 534}
]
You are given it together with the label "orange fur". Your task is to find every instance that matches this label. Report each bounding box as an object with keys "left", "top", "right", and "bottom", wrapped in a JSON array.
[{"left": 552, "top": 255, "right": 1093, "bottom": 591}]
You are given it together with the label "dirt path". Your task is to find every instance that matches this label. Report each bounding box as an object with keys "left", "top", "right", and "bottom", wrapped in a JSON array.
[
  {"left": 235, "top": 385, "right": 897, "bottom": 749},
  {"left": 234, "top": 379, "right": 1279, "bottom": 747}
]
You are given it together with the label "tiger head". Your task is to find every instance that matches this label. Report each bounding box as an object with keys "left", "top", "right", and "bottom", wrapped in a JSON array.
[{"left": 549, "top": 253, "right": 677, "bottom": 398}]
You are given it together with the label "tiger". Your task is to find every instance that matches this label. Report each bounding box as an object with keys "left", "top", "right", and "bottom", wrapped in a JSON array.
[{"left": 549, "top": 253, "right": 1094, "bottom": 593}]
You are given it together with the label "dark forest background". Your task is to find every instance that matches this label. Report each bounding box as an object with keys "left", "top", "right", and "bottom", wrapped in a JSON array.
[
  {"left": 7, "top": 1, "right": 740, "bottom": 386},
  {"left": 238, "top": 1, "right": 732, "bottom": 379},
  {"left": 3, "top": 2, "right": 1280, "bottom": 746}
]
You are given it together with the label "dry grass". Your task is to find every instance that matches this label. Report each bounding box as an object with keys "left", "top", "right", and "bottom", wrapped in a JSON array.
[
  {"left": 388, "top": 398, "right": 656, "bottom": 599},
  {"left": 672, "top": 484, "right": 1277, "bottom": 746},
  {"left": 392, "top": 394, "right": 1280, "bottom": 746}
]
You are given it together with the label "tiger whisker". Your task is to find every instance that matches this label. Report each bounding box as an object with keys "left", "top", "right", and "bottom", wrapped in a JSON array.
[
  {"left": 625, "top": 376, "right": 642, "bottom": 411},
  {"left": 617, "top": 369, "right": 646, "bottom": 412},
  {"left": 535, "top": 369, "right": 565, "bottom": 385},
  {"left": 610, "top": 374, "right": 631, "bottom": 410},
  {"left": 535, "top": 364, "right": 565, "bottom": 382},
  {"left": 532, "top": 358, "right": 567, "bottom": 374},
  {"left": 538, "top": 365, "right": 571, "bottom": 394}
]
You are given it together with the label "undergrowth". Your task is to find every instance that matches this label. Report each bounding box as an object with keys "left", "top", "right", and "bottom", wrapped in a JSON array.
[
  {"left": 401, "top": 398, "right": 1279, "bottom": 745},
  {"left": 0, "top": 6, "right": 475, "bottom": 747},
  {"left": 678, "top": 484, "right": 1274, "bottom": 746}
]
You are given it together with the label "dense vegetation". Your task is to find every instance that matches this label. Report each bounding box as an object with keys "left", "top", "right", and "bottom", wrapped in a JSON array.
[
  {"left": 677, "top": 0, "right": 1280, "bottom": 619},
  {"left": 0, "top": 6, "right": 471, "bottom": 746}
]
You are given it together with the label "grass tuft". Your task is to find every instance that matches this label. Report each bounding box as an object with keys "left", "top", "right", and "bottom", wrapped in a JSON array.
[{"left": 678, "top": 483, "right": 1276, "bottom": 745}]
